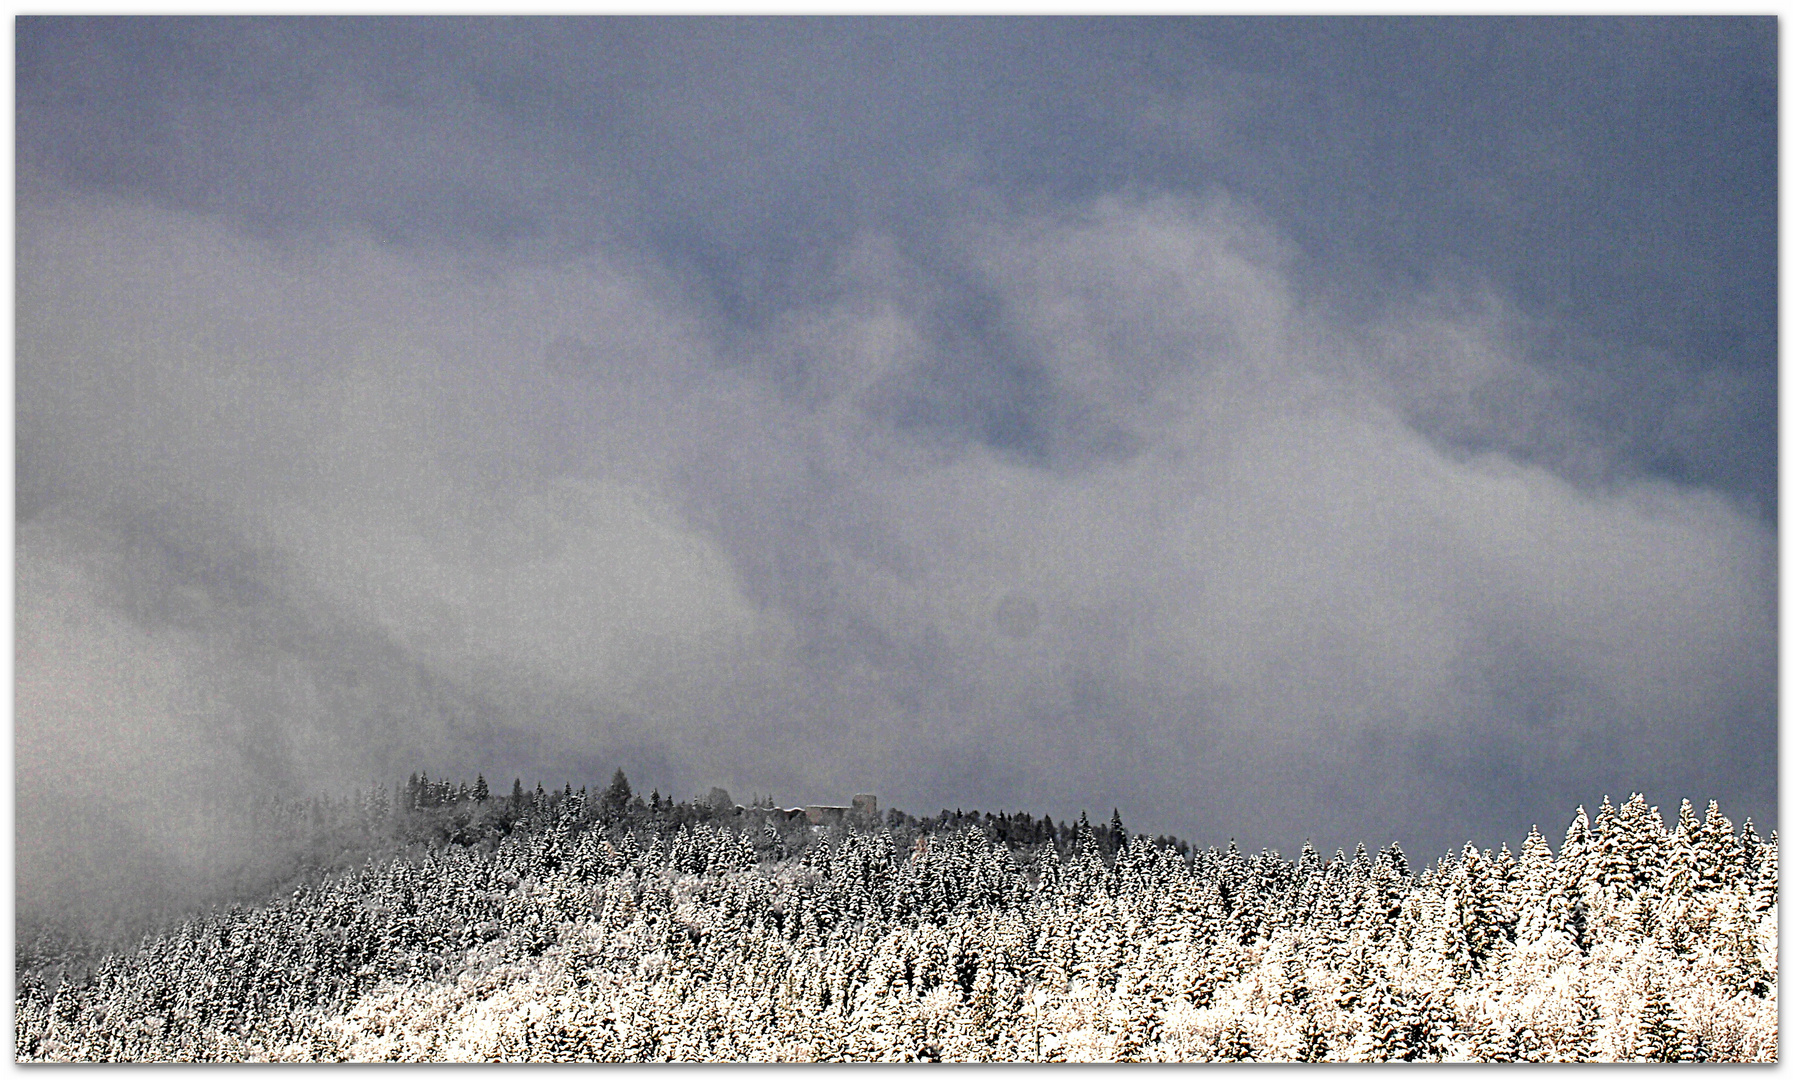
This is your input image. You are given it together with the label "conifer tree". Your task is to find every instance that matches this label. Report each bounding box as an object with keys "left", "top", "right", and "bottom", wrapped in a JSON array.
[
  {"left": 1555, "top": 806, "right": 1596, "bottom": 949},
  {"left": 1701, "top": 801, "right": 1744, "bottom": 893},
  {"left": 1635, "top": 976, "right": 1683, "bottom": 1062},
  {"left": 1511, "top": 825, "right": 1554, "bottom": 945},
  {"left": 602, "top": 770, "right": 633, "bottom": 821}
]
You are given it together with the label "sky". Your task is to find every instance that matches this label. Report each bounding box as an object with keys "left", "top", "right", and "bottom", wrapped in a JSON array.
[{"left": 14, "top": 17, "right": 1777, "bottom": 928}]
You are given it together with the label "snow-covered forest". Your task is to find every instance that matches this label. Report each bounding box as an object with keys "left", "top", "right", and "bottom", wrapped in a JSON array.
[{"left": 15, "top": 776, "right": 1777, "bottom": 1062}]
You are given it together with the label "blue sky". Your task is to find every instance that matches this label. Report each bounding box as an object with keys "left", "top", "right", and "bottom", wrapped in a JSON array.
[{"left": 15, "top": 18, "right": 1776, "bottom": 920}]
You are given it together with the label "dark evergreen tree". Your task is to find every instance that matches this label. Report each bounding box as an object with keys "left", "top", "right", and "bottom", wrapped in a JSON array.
[
  {"left": 601, "top": 769, "right": 633, "bottom": 820},
  {"left": 1636, "top": 976, "right": 1683, "bottom": 1062}
]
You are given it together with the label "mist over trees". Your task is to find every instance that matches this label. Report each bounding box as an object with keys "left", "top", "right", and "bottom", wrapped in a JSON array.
[{"left": 16, "top": 777, "right": 1776, "bottom": 1062}]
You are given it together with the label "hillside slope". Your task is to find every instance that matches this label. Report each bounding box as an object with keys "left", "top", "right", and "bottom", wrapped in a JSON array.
[{"left": 15, "top": 785, "right": 1777, "bottom": 1062}]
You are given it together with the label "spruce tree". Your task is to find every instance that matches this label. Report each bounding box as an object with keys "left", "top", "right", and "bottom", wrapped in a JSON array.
[
  {"left": 602, "top": 769, "right": 633, "bottom": 821},
  {"left": 1635, "top": 976, "right": 1683, "bottom": 1062}
]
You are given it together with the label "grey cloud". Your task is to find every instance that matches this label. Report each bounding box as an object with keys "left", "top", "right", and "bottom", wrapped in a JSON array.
[{"left": 20, "top": 18, "right": 1773, "bottom": 513}]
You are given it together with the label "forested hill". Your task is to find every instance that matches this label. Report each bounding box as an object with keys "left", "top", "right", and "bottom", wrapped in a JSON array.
[
  {"left": 15, "top": 771, "right": 1174, "bottom": 988},
  {"left": 15, "top": 778, "right": 1778, "bottom": 1062}
]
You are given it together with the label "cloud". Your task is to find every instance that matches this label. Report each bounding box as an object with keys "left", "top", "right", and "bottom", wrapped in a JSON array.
[
  {"left": 758, "top": 193, "right": 1773, "bottom": 847},
  {"left": 20, "top": 177, "right": 1771, "bottom": 935}
]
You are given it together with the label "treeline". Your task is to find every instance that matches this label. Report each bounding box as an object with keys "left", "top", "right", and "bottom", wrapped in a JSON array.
[
  {"left": 14, "top": 785, "right": 1776, "bottom": 1062},
  {"left": 383, "top": 770, "right": 1180, "bottom": 860}
]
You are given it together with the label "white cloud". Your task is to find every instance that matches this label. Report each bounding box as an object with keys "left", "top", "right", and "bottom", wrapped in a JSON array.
[{"left": 16, "top": 187, "right": 1775, "bottom": 901}]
